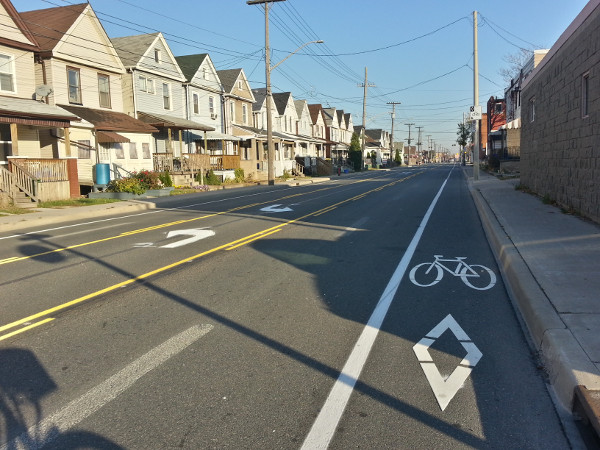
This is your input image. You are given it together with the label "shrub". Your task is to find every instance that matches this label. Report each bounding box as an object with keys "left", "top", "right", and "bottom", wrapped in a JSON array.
[
  {"left": 204, "top": 169, "right": 221, "bottom": 185},
  {"left": 159, "top": 170, "right": 173, "bottom": 187},
  {"left": 107, "top": 177, "right": 145, "bottom": 195},
  {"left": 234, "top": 168, "right": 245, "bottom": 183},
  {"left": 134, "top": 170, "right": 163, "bottom": 190}
]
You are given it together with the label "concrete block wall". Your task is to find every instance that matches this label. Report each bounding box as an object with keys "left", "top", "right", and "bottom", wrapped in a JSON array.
[{"left": 520, "top": 5, "right": 600, "bottom": 223}]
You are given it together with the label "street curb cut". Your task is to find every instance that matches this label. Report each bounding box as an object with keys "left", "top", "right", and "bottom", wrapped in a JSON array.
[
  {"left": 467, "top": 179, "right": 599, "bottom": 410},
  {"left": 0, "top": 200, "right": 156, "bottom": 234}
]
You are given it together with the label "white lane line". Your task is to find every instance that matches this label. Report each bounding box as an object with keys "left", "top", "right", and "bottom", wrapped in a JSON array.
[
  {"left": 301, "top": 169, "right": 453, "bottom": 450},
  {"left": 2, "top": 324, "right": 213, "bottom": 450}
]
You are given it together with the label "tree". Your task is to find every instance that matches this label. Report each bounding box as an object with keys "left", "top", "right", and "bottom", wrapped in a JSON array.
[
  {"left": 348, "top": 132, "right": 363, "bottom": 171},
  {"left": 457, "top": 122, "right": 472, "bottom": 166},
  {"left": 499, "top": 49, "right": 533, "bottom": 84},
  {"left": 394, "top": 148, "right": 401, "bottom": 165}
]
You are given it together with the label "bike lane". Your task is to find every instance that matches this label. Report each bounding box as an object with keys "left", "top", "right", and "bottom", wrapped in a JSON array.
[{"left": 307, "top": 167, "right": 572, "bottom": 449}]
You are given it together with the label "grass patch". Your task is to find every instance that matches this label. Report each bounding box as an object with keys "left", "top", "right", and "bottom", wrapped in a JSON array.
[
  {"left": 0, "top": 206, "right": 35, "bottom": 216},
  {"left": 39, "top": 198, "right": 121, "bottom": 208}
]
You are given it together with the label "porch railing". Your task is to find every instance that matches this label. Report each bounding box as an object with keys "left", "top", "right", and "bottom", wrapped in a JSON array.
[
  {"left": 8, "top": 160, "right": 38, "bottom": 201},
  {"left": 0, "top": 165, "right": 17, "bottom": 199},
  {"left": 11, "top": 158, "right": 68, "bottom": 182}
]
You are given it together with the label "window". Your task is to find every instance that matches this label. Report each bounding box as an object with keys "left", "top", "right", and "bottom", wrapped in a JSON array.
[
  {"left": 193, "top": 93, "right": 199, "bottom": 114},
  {"left": 98, "top": 74, "right": 111, "bottom": 108},
  {"left": 209, "top": 96, "right": 214, "bottom": 115},
  {"left": 67, "top": 67, "right": 82, "bottom": 104},
  {"left": 114, "top": 143, "right": 125, "bottom": 159},
  {"left": 242, "top": 104, "right": 247, "bottom": 124},
  {"left": 0, "top": 53, "right": 15, "bottom": 92},
  {"left": 230, "top": 102, "right": 235, "bottom": 122},
  {"left": 142, "top": 143, "right": 151, "bottom": 159},
  {"left": 238, "top": 80, "right": 242, "bottom": 89},
  {"left": 140, "top": 75, "right": 155, "bottom": 93},
  {"left": 494, "top": 103, "right": 503, "bottom": 114},
  {"left": 202, "top": 67, "right": 208, "bottom": 80},
  {"left": 129, "top": 142, "right": 138, "bottom": 159},
  {"left": 582, "top": 72, "right": 590, "bottom": 118},
  {"left": 154, "top": 49, "right": 161, "bottom": 64},
  {"left": 162, "top": 83, "right": 170, "bottom": 109},
  {"left": 529, "top": 97, "right": 535, "bottom": 122},
  {"left": 77, "top": 140, "right": 91, "bottom": 159}
]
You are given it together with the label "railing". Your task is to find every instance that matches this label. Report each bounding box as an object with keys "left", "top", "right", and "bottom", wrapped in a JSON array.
[
  {"left": 153, "top": 153, "right": 174, "bottom": 172},
  {"left": 12, "top": 158, "right": 68, "bottom": 182},
  {"left": 0, "top": 165, "right": 17, "bottom": 199},
  {"left": 8, "top": 160, "right": 38, "bottom": 201},
  {"left": 182, "top": 154, "right": 210, "bottom": 173}
]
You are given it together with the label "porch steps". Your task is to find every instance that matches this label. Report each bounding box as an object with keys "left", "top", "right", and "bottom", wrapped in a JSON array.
[
  {"left": 172, "top": 173, "right": 196, "bottom": 187},
  {"left": 14, "top": 190, "right": 38, "bottom": 209}
]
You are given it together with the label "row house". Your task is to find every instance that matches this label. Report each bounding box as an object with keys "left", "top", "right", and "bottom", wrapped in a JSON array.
[
  {"left": 111, "top": 33, "right": 214, "bottom": 175},
  {"left": 0, "top": 0, "right": 80, "bottom": 204},
  {"left": 18, "top": 2, "right": 158, "bottom": 194},
  {"left": 308, "top": 104, "right": 327, "bottom": 158},
  {"left": 218, "top": 68, "right": 262, "bottom": 180},
  {"left": 365, "top": 129, "right": 390, "bottom": 166}
]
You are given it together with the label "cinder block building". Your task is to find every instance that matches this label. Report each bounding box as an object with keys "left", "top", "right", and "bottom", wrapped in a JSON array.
[{"left": 521, "top": 0, "right": 600, "bottom": 223}]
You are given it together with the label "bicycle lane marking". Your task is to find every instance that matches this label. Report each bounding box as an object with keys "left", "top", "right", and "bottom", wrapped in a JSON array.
[{"left": 301, "top": 168, "right": 454, "bottom": 450}]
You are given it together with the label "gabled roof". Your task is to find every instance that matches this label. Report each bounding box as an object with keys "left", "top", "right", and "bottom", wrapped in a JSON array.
[
  {"left": 0, "top": 0, "right": 39, "bottom": 51},
  {"left": 365, "top": 129, "right": 383, "bottom": 140},
  {"left": 252, "top": 88, "right": 267, "bottom": 112},
  {"left": 217, "top": 68, "right": 242, "bottom": 93},
  {"left": 175, "top": 54, "right": 209, "bottom": 82},
  {"left": 294, "top": 99, "right": 308, "bottom": 118},
  {"left": 58, "top": 104, "right": 157, "bottom": 133},
  {"left": 322, "top": 107, "right": 337, "bottom": 126},
  {"left": 111, "top": 33, "right": 161, "bottom": 67},
  {"left": 272, "top": 92, "right": 292, "bottom": 116},
  {"left": 344, "top": 113, "right": 353, "bottom": 125},
  {"left": 336, "top": 110, "right": 345, "bottom": 126},
  {"left": 308, "top": 104, "right": 324, "bottom": 124},
  {"left": 20, "top": 3, "right": 88, "bottom": 52}
]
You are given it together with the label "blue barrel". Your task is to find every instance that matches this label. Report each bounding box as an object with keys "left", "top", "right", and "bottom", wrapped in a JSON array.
[{"left": 95, "top": 163, "right": 110, "bottom": 185}]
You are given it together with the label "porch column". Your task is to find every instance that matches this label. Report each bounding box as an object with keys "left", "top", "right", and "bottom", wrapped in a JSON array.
[
  {"left": 178, "top": 129, "right": 183, "bottom": 157},
  {"left": 9, "top": 123, "right": 18, "bottom": 155},
  {"left": 167, "top": 128, "right": 172, "bottom": 153},
  {"left": 64, "top": 126, "right": 72, "bottom": 157}
]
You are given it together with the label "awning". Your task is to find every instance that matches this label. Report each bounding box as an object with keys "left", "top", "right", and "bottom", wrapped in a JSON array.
[
  {"left": 0, "top": 96, "right": 77, "bottom": 127},
  {"left": 138, "top": 111, "right": 215, "bottom": 131},
  {"left": 205, "top": 131, "right": 241, "bottom": 141},
  {"left": 96, "top": 131, "right": 130, "bottom": 143},
  {"left": 507, "top": 118, "right": 521, "bottom": 129}
]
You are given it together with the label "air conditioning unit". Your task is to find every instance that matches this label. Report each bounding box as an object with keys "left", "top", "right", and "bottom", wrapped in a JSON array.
[{"left": 211, "top": 113, "right": 217, "bottom": 120}]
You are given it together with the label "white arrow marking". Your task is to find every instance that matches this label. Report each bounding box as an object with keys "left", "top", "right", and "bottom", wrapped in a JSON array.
[
  {"left": 260, "top": 204, "right": 292, "bottom": 213},
  {"left": 413, "top": 314, "right": 482, "bottom": 411},
  {"left": 161, "top": 229, "right": 215, "bottom": 249}
]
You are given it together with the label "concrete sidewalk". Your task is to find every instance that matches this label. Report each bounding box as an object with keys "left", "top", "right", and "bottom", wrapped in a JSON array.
[
  {"left": 465, "top": 167, "right": 600, "bottom": 432},
  {"left": 0, "top": 200, "right": 156, "bottom": 234}
]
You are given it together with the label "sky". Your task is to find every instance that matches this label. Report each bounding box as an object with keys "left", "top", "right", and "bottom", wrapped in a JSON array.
[{"left": 11, "top": 0, "right": 591, "bottom": 152}]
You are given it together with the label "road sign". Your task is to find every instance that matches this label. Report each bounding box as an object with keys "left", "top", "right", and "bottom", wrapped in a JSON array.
[{"left": 469, "top": 105, "right": 482, "bottom": 120}]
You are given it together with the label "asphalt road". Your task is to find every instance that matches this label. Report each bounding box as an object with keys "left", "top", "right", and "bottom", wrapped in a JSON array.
[{"left": 0, "top": 165, "right": 572, "bottom": 449}]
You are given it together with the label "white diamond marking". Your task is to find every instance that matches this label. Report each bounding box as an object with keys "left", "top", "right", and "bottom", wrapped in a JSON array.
[{"left": 413, "top": 314, "right": 482, "bottom": 411}]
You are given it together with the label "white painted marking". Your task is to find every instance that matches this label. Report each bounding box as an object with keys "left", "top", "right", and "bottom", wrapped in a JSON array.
[
  {"left": 413, "top": 314, "right": 482, "bottom": 411},
  {"left": 133, "top": 242, "right": 155, "bottom": 248},
  {"left": 1, "top": 324, "right": 213, "bottom": 450},
  {"left": 160, "top": 228, "right": 215, "bottom": 248},
  {"left": 301, "top": 169, "right": 454, "bottom": 450},
  {"left": 260, "top": 204, "right": 293, "bottom": 213}
]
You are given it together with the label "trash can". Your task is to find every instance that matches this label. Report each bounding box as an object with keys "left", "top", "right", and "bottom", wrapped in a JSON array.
[{"left": 94, "top": 163, "right": 110, "bottom": 185}]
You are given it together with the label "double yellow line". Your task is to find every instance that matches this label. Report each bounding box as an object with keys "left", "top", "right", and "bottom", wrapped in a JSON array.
[{"left": 0, "top": 173, "right": 419, "bottom": 341}]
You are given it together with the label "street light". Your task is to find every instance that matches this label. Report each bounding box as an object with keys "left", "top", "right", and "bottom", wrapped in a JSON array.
[{"left": 248, "top": 0, "right": 323, "bottom": 185}]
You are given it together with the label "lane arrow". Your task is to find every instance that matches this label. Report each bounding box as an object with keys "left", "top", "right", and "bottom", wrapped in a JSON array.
[
  {"left": 260, "top": 204, "right": 292, "bottom": 213},
  {"left": 161, "top": 229, "right": 215, "bottom": 249}
]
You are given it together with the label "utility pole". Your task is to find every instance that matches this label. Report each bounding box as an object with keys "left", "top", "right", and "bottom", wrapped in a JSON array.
[
  {"left": 405, "top": 122, "right": 415, "bottom": 165},
  {"left": 415, "top": 126, "right": 423, "bottom": 162},
  {"left": 473, "top": 10, "right": 480, "bottom": 181},
  {"left": 247, "top": 0, "right": 285, "bottom": 185},
  {"left": 358, "top": 67, "right": 375, "bottom": 162},
  {"left": 387, "top": 101, "right": 401, "bottom": 165},
  {"left": 425, "top": 134, "right": 431, "bottom": 163}
]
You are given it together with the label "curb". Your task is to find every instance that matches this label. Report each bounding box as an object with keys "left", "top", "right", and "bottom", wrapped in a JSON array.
[{"left": 468, "top": 179, "right": 599, "bottom": 411}]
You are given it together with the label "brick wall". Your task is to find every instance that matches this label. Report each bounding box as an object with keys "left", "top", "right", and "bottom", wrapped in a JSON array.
[{"left": 520, "top": 5, "right": 600, "bottom": 223}]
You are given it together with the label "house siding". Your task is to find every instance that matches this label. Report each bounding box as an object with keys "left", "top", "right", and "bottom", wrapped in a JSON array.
[
  {"left": 0, "top": 45, "right": 36, "bottom": 98},
  {"left": 521, "top": 4, "right": 600, "bottom": 223}
]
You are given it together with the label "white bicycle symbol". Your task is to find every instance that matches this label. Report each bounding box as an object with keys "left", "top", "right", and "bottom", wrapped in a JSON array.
[{"left": 409, "top": 255, "right": 496, "bottom": 290}]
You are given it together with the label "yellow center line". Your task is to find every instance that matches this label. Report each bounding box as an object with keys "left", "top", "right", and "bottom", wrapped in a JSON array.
[
  {"left": 0, "top": 318, "right": 54, "bottom": 341},
  {"left": 0, "top": 172, "right": 421, "bottom": 339}
]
